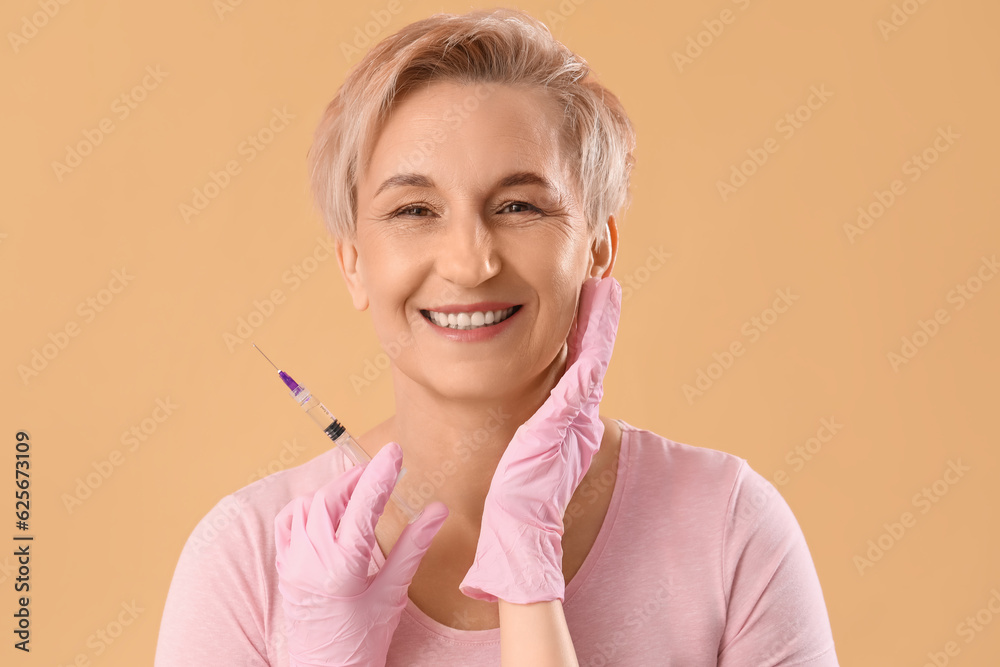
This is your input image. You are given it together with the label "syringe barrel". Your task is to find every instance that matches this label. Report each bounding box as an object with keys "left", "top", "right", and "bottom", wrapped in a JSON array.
[
  {"left": 333, "top": 431, "right": 421, "bottom": 524},
  {"left": 290, "top": 386, "right": 421, "bottom": 524},
  {"left": 295, "top": 390, "right": 348, "bottom": 442}
]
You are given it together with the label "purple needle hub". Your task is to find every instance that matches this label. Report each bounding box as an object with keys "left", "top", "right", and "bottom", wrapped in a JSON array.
[{"left": 278, "top": 371, "right": 300, "bottom": 393}]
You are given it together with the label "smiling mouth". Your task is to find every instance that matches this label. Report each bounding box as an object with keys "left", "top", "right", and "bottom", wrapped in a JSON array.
[{"left": 421, "top": 305, "right": 522, "bottom": 330}]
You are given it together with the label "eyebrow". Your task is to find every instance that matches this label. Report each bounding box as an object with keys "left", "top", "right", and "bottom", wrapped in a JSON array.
[{"left": 372, "top": 170, "right": 560, "bottom": 199}]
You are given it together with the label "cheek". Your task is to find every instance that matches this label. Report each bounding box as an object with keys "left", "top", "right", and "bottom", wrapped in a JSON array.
[
  {"left": 360, "top": 236, "right": 416, "bottom": 296},
  {"left": 516, "top": 227, "right": 588, "bottom": 278},
  {"left": 356, "top": 251, "right": 408, "bottom": 335},
  {"left": 513, "top": 234, "right": 590, "bottom": 325},
  {"left": 537, "top": 274, "right": 583, "bottom": 343}
]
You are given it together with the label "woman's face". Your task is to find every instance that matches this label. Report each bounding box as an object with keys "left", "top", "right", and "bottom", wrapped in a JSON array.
[{"left": 338, "top": 80, "right": 615, "bottom": 399}]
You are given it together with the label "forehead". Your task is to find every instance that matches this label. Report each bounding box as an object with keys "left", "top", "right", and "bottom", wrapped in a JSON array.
[{"left": 360, "top": 80, "right": 571, "bottom": 196}]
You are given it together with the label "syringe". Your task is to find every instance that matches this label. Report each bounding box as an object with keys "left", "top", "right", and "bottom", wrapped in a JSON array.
[{"left": 253, "top": 344, "right": 421, "bottom": 524}]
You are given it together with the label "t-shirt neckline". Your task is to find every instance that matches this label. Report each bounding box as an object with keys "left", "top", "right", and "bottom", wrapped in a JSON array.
[{"left": 367, "top": 419, "right": 634, "bottom": 643}]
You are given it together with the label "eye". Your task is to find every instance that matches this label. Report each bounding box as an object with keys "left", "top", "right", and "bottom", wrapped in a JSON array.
[
  {"left": 392, "top": 204, "right": 434, "bottom": 218},
  {"left": 499, "top": 202, "right": 539, "bottom": 214}
]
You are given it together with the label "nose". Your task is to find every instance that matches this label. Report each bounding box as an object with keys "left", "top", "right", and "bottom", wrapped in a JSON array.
[{"left": 435, "top": 213, "right": 501, "bottom": 287}]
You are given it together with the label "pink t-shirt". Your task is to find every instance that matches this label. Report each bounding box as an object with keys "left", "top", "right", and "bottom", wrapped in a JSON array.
[{"left": 155, "top": 420, "right": 839, "bottom": 666}]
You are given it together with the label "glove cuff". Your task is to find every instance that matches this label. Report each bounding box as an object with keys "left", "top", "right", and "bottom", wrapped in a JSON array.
[{"left": 459, "top": 515, "right": 565, "bottom": 604}]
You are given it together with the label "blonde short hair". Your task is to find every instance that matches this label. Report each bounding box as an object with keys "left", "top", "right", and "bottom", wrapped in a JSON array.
[{"left": 307, "top": 7, "right": 637, "bottom": 241}]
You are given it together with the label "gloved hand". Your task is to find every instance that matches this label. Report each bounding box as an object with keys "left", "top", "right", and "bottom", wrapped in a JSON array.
[
  {"left": 274, "top": 441, "right": 449, "bottom": 667},
  {"left": 459, "top": 276, "right": 622, "bottom": 604}
]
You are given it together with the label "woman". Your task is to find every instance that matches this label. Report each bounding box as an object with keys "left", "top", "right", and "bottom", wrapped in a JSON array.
[{"left": 156, "top": 8, "right": 839, "bottom": 666}]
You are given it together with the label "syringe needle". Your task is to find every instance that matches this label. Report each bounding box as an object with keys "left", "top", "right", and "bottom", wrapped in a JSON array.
[{"left": 252, "top": 343, "right": 280, "bottom": 371}]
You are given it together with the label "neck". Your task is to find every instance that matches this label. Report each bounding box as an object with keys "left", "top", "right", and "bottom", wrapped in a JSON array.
[{"left": 376, "top": 343, "right": 569, "bottom": 528}]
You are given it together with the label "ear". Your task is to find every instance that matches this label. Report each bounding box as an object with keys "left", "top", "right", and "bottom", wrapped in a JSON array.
[
  {"left": 335, "top": 236, "right": 370, "bottom": 311},
  {"left": 587, "top": 215, "right": 619, "bottom": 279}
]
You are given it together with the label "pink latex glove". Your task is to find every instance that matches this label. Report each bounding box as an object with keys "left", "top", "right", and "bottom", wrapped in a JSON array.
[
  {"left": 459, "top": 276, "right": 622, "bottom": 604},
  {"left": 274, "top": 441, "right": 449, "bottom": 666}
]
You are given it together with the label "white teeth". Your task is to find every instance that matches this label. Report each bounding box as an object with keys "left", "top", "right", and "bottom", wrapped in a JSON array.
[{"left": 427, "top": 307, "right": 516, "bottom": 330}]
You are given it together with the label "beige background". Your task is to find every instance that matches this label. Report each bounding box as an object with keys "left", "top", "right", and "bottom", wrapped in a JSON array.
[{"left": 2, "top": 0, "right": 998, "bottom": 664}]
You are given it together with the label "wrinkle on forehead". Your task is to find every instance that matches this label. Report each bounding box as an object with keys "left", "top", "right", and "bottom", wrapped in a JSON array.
[{"left": 361, "top": 81, "right": 576, "bottom": 200}]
